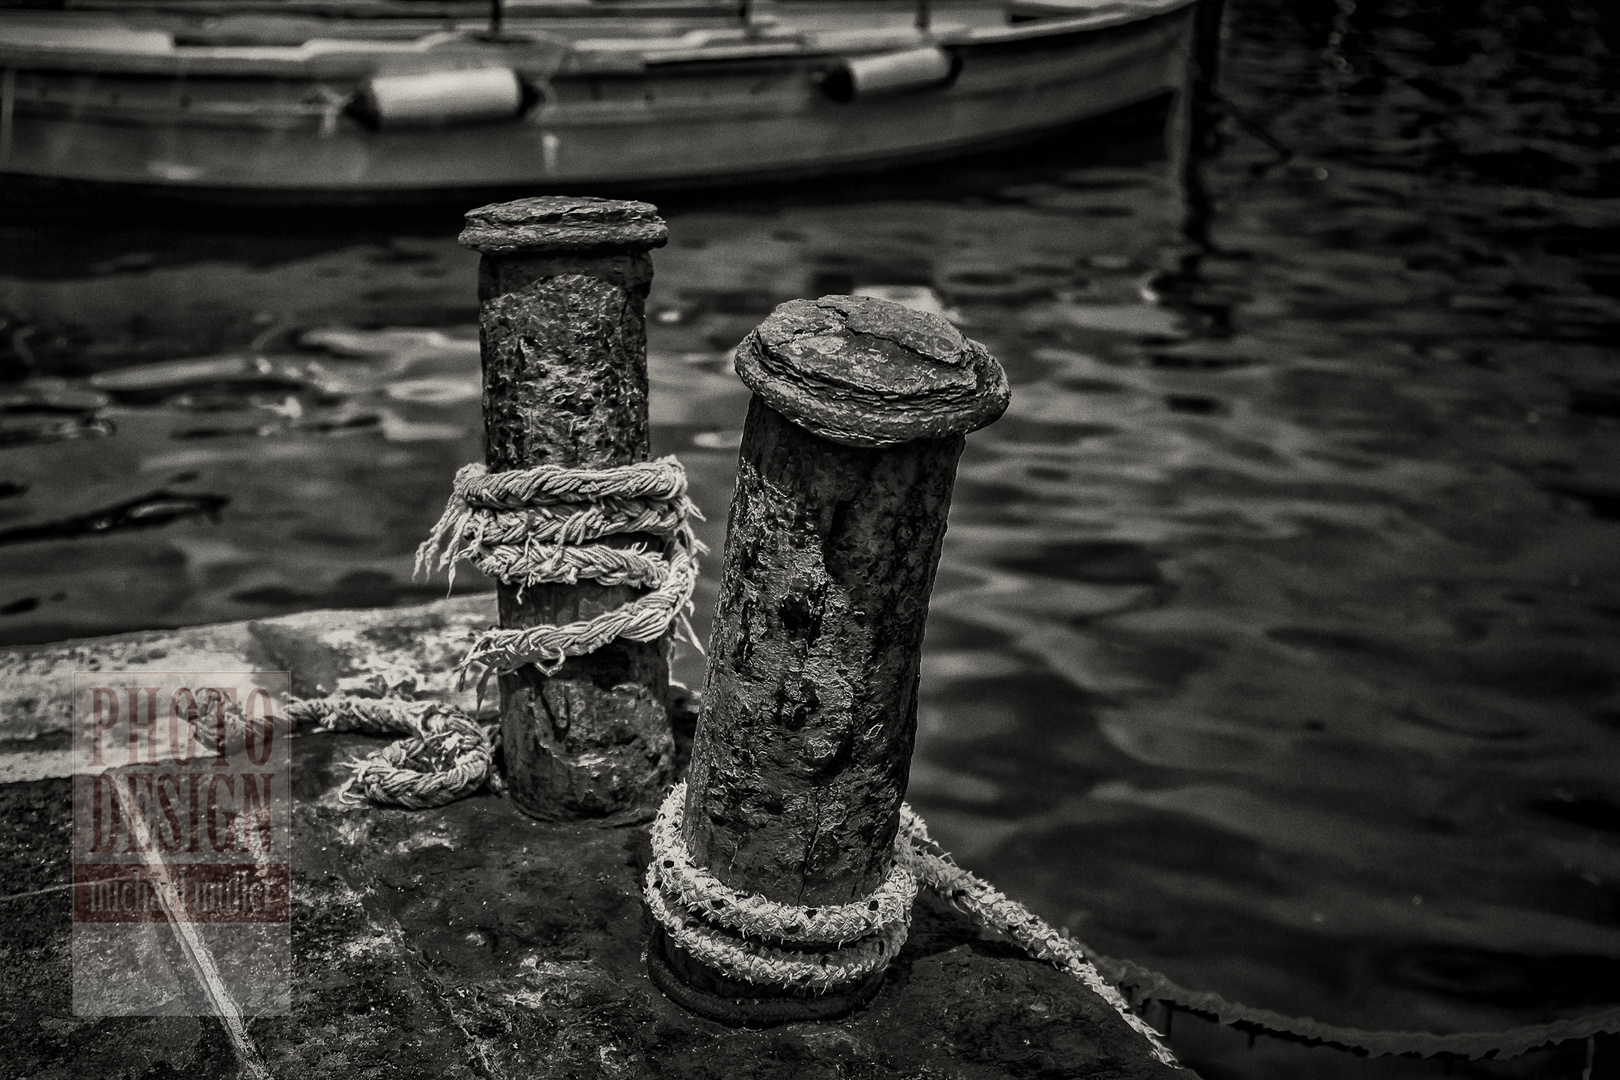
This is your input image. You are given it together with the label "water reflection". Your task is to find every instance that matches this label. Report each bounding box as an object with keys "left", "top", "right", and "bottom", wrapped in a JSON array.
[{"left": 2, "top": 0, "right": 1618, "bottom": 1074}]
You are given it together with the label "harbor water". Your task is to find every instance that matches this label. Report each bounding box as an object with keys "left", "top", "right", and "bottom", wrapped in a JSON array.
[{"left": 1, "top": 0, "right": 1616, "bottom": 1076}]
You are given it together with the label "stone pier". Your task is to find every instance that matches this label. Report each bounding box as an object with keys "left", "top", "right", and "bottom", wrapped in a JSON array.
[{"left": 0, "top": 602, "right": 1188, "bottom": 1079}]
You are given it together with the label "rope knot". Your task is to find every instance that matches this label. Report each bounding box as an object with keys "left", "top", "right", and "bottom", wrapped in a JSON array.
[{"left": 338, "top": 710, "right": 499, "bottom": 810}]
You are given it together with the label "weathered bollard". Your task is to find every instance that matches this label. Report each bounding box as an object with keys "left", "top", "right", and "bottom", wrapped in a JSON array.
[
  {"left": 453, "top": 196, "right": 679, "bottom": 822},
  {"left": 645, "top": 295, "right": 1010, "bottom": 1022}
]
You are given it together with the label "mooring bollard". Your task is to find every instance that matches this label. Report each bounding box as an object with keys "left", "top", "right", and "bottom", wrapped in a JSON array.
[
  {"left": 452, "top": 196, "right": 679, "bottom": 821},
  {"left": 645, "top": 295, "right": 1010, "bottom": 1022}
]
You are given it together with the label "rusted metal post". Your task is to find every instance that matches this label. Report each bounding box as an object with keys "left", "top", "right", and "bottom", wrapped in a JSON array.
[
  {"left": 459, "top": 196, "right": 674, "bottom": 822},
  {"left": 652, "top": 295, "right": 1009, "bottom": 1021}
]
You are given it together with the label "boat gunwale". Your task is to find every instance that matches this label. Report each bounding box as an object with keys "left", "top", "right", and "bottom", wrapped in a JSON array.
[
  {"left": 42, "top": 0, "right": 769, "bottom": 16},
  {"left": 2, "top": 6, "right": 1190, "bottom": 137},
  {"left": 0, "top": 0, "right": 1196, "bottom": 77}
]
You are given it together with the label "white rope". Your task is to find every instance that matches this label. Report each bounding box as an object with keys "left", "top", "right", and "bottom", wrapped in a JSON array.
[
  {"left": 414, "top": 455, "right": 705, "bottom": 677},
  {"left": 339, "top": 714, "right": 495, "bottom": 810},
  {"left": 648, "top": 782, "right": 917, "bottom": 946},
  {"left": 646, "top": 869, "right": 909, "bottom": 992},
  {"left": 641, "top": 783, "right": 914, "bottom": 992},
  {"left": 898, "top": 807, "right": 1177, "bottom": 1064},
  {"left": 645, "top": 783, "right": 1178, "bottom": 1066},
  {"left": 457, "top": 542, "right": 699, "bottom": 676},
  {"left": 287, "top": 456, "right": 705, "bottom": 809},
  {"left": 290, "top": 693, "right": 501, "bottom": 809}
]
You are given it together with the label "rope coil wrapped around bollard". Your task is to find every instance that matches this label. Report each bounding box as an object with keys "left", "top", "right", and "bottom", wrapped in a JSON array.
[
  {"left": 292, "top": 454, "right": 704, "bottom": 810},
  {"left": 645, "top": 782, "right": 918, "bottom": 993},
  {"left": 458, "top": 195, "right": 680, "bottom": 817},
  {"left": 642, "top": 781, "right": 1176, "bottom": 1061},
  {"left": 415, "top": 454, "right": 705, "bottom": 678}
]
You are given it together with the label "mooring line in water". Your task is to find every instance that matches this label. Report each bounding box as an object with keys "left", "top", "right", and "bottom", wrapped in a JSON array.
[{"left": 1093, "top": 953, "right": 1620, "bottom": 1060}]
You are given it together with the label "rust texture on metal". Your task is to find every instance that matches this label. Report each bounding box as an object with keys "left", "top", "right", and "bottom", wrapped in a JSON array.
[
  {"left": 462, "top": 195, "right": 675, "bottom": 822},
  {"left": 662, "top": 295, "right": 1008, "bottom": 1017}
]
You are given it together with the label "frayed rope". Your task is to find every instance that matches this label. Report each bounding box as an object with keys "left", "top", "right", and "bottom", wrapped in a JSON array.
[
  {"left": 289, "top": 692, "right": 501, "bottom": 810},
  {"left": 285, "top": 455, "right": 706, "bottom": 812},
  {"left": 415, "top": 455, "right": 705, "bottom": 680}
]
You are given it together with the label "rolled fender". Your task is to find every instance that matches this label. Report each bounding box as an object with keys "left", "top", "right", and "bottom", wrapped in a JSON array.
[
  {"left": 352, "top": 67, "right": 525, "bottom": 129},
  {"left": 819, "top": 47, "right": 959, "bottom": 102}
]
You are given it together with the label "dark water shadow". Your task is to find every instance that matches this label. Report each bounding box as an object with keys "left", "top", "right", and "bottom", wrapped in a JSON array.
[{"left": 0, "top": 94, "right": 1178, "bottom": 241}]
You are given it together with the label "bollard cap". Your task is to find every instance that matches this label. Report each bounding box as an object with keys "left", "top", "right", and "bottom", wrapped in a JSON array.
[
  {"left": 735, "top": 295, "right": 1010, "bottom": 448},
  {"left": 460, "top": 196, "right": 669, "bottom": 256}
]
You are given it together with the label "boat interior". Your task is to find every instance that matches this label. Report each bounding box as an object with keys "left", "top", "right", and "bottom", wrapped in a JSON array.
[{"left": 0, "top": 0, "right": 1189, "bottom": 62}]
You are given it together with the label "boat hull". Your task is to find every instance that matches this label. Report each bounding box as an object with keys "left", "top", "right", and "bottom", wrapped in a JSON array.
[{"left": 0, "top": 4, "right": 1197, "bottom": 199}]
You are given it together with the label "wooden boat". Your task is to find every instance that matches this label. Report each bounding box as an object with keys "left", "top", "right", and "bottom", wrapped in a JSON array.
[{"left": 0, "top": 0, "right": 1201, "bottom": 201}]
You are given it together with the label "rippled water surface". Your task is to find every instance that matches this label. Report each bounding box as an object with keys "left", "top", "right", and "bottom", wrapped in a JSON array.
[{"left": 2, "top": 1, "right": 1617, "bottom": 1076}]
